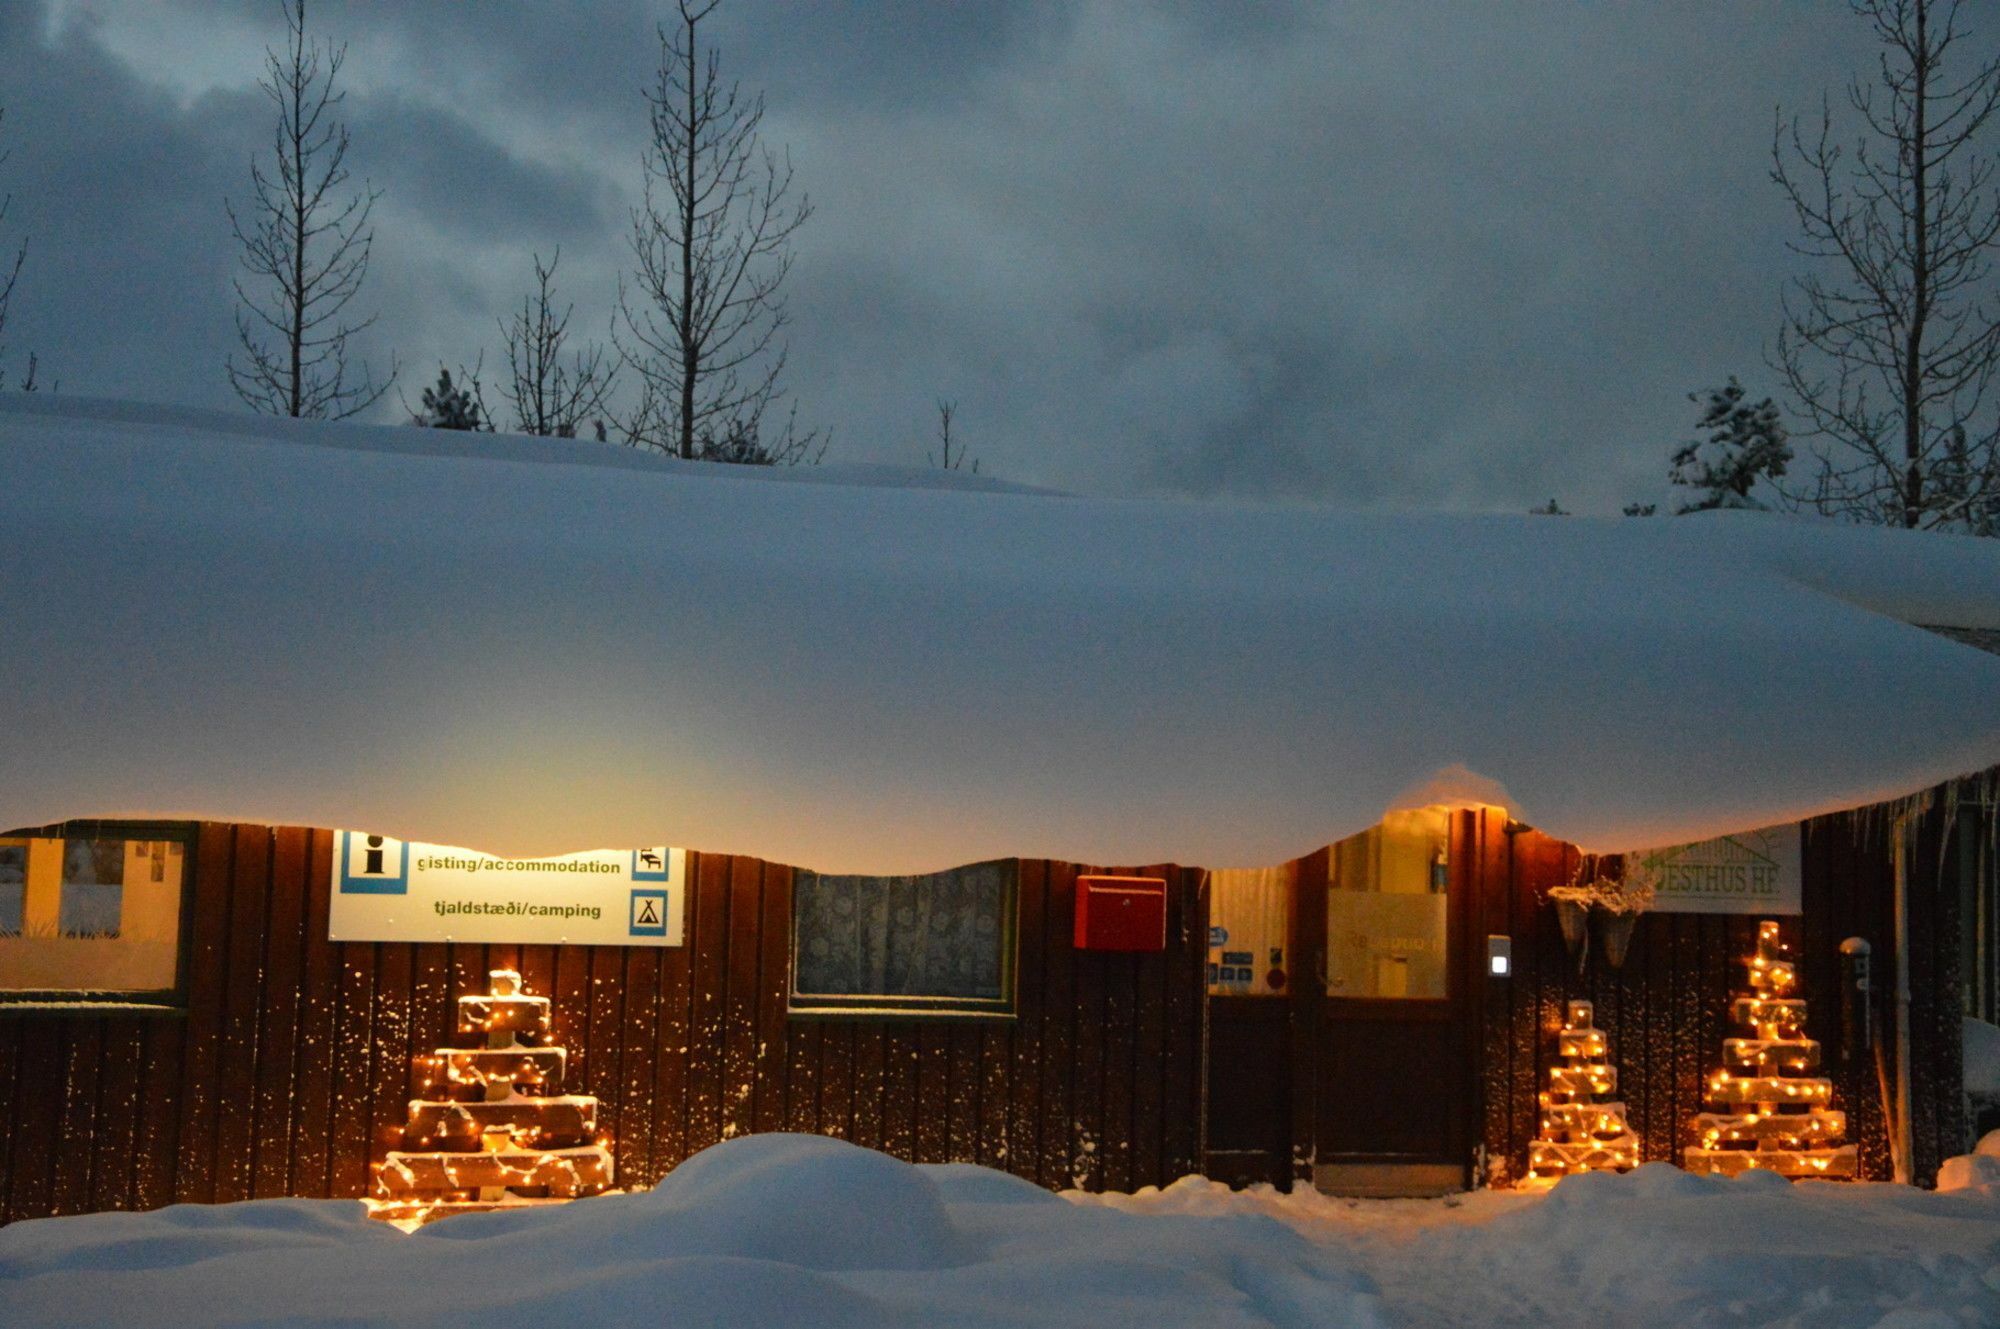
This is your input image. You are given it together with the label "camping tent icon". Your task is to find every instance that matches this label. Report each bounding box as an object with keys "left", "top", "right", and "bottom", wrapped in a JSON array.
[{"left": 629, "top": 888, "right": 668, "bottom": 936}]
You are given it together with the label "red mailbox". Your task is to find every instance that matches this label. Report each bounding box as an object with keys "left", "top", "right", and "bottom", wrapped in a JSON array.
[{"left": 1073, "top": 875, "right": 1167, "bottom": 951}]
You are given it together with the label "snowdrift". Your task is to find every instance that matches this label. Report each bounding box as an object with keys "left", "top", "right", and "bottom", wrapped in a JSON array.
[
  {"left": 0, "top": 1134, "right": 1384, "bottom": 1329},
  {"left": 7, "top": 1134, "right": 2000, "bottom": 1328},
  {"left": 1089, "top": 1163, "right": 2000, "bottom": 1327},
  {"left": 6, "top": 394, "right": 2000, "bottom": 872}
]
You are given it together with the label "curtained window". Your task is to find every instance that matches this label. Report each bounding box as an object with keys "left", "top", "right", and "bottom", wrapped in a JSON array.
[{"left": 791, "top": 859, "right": 1017, "bottom": 1016}]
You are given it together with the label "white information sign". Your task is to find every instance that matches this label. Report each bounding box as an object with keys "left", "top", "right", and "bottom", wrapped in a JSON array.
[
  {"left": 327, "top": 831, "right": 685, "bottom": 945},
  {"left": 1626, "top": 823, "right": 1802, "bottom": 916}
]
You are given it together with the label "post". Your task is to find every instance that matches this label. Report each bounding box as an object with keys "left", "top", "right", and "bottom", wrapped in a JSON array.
[{"left": 1891, "top": 818, "right": 1914, "bottom": 1184}]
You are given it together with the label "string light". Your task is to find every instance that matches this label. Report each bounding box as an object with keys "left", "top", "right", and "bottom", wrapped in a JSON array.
[
  {"left": 1524, "top": 1000, "right": 1641, "bottom": 1187},
  {"left": 1684, "top": 921, "right": 1857, "bottom": 1180},
  {"left": 366, "top": 969, "right": 614, "bottom": 1227}
]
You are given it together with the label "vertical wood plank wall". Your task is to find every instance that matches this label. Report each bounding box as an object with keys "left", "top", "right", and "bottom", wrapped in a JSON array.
[
  {"left": 0, "top": 829, "right": 1209, "bottom": 1224},
  {"left": 1474, "top": 806, "right": 1963, "bottom": 1186},
  {"left": 0, "top": 796, "right": 1969, "bottom": 1224}
]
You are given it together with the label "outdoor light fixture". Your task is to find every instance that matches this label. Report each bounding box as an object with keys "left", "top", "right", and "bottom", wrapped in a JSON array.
[{"left": 1487, "top": 935, "right": 1512, "bottom": 977}]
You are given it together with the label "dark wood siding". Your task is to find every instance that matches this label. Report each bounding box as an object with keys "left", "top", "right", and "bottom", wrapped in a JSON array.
[
  {"left": 0, "top": 791, "right": 1970, "bottom": 1222},
  {"left": 0, "top": 831, "right": 1208, "bottom": 1223},
  {"left": 1478, "top": 803, "right": 1964, "bottom": 1185},
  {"left": 1205, "top": 792, "right": 1971, "bottom": 1191}
]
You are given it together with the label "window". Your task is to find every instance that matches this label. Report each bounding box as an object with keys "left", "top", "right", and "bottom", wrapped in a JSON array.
[
  {"left": 791, "top": 859, "right": 1017, "bottom": 1017},
  {"left": 0, "top": 823, "right": 194, "bottom": 1007},
  {"left": 1324, "top": 807, "right": 1451, "bottom": 999},
  {"left": 0, "top": 842, "right": 23, "bottom": 936},
  {"left": 1207, "top": 866, "right": 1292, "bottom": 996}
]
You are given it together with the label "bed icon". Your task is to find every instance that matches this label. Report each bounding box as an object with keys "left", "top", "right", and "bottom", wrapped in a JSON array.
[{"left": 632, "top": 846, "right": 671, "bottom": 882}]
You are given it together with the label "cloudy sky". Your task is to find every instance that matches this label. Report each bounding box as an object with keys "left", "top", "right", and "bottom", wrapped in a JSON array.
[{"left": 0, "top": 1, "right": 1901, "bottom": 508}]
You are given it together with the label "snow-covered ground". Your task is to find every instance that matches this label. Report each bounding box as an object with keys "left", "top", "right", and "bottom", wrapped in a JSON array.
[
  {"left": 5, "top": 1133, "right": 1999, "bottom": 1328},
  {"left": 1090, "top": 1164, "right": 2000, "bottom": 1328}
]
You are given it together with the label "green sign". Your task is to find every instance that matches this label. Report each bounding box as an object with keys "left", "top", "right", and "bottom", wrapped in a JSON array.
[{"left": 1626, "top": 824, "right": 1801, "bottom": 915}]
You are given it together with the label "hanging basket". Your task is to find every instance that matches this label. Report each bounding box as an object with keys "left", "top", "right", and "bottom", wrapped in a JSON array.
[
  {"left": 1554, "top": 899, "right": 1590, "bottom": 970},
  {"left": 1594, "top": 909, "right": 1642, "bottom": 970}
]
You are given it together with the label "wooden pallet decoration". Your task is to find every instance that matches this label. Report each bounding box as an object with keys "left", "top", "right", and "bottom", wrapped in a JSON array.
[
  {"left": 1684, "top": 921, "right": 1857, "bottom": 1180},
  {"left": 368, "top": 969, "right": 613, "bottom": 1226},
  {"left": 1525, "top": 1000, "right": 1640, "bottom": 1185}
]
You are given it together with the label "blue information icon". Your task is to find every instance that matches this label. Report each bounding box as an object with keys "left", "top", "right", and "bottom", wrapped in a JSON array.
[{"left": 339, "top": 832, "right": 408, "bottom": 895}]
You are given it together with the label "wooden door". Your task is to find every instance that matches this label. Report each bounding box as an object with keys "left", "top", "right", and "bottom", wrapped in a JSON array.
[
  {"left": 1312, "top": 808, "right": 1474, "bottom": 1193},
  {"left": 1202, "top": 865, "right": 1298, "bottom": 1187}
]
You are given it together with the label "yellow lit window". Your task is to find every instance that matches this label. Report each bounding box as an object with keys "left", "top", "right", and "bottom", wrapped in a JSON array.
[
  {"left": 0, "top": 825, "right": 192, "bottom": 1004},
  {"left": 1207, "top": 866, "right": 1292, "bottom": 996},
  {"left": 1324, "top": 807, "right": 1451, "bottom": 999}
]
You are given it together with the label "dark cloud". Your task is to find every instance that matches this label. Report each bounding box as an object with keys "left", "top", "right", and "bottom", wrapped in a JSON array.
[
  {"left": 353, "top": 94, "right": 618, "bottom": 247},
  {"left": 0, "top": 4, "right": 251, "bottom": 404},
  {"left": 5, "top": 1, "right": 1906, "bottom": 509}
]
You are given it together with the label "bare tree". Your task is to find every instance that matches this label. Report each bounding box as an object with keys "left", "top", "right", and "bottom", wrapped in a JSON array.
[
  {"left": 227, "top": 0, "right": 393, "bottom": 419},
  {"left": 500, "top": 250, "right": 616, "bottom": 438},
  {"left": 616, "top": 0, "right": 821, "bottom": 464},
  {"left": 928, "top": 398, "right": 979, "bottom": 473},
  {"left": 0, "top": 107, "right": 29, "bottom": 389},
  {"left": 1772, "top": 0, "right": 2000, "bottom": 530}
]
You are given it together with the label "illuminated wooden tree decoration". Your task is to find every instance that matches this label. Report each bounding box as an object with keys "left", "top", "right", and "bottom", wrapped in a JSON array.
[
  {"left": 1684, "top": 920, "right": 1857, "bottom": 1179},
  {"left": 1525, "top": 1000, "right": 1640, "bottom": 1185},
  {"left": 368, "top": 969, "right": 612, "bottom": 1225}
]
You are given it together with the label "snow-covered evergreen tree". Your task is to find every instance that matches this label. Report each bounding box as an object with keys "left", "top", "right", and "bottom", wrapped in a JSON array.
[
  {"left": 1934, "top": 424, "right": 2000, "bottom": 536},
  {"left": 1671, "top": 378, "right": 1791, "bottom": 513},
  {"left": 412, "top": 366, "right": 492, "bottom": 432}
]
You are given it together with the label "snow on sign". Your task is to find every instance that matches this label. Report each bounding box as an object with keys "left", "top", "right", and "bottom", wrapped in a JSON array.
[
  {"left": 1625, "top": 824, "right": 1802, "bottom": 915},
  {"left": 327, "top": 832, "right": 685, "bottom": 945}
]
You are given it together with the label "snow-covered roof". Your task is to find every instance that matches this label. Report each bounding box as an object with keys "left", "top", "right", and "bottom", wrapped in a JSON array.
[{"left": 6, "top": 394, "right": 2000, "bottom": 874}]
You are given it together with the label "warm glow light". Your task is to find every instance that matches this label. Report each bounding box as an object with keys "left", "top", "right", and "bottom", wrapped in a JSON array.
[
  {"left": 369, "top": 969, "right": 614, "bottom": 1226},
  {"left": 1524, "top": 1000, "right": 1640, "bottom": 1188},
  {"left": 1684, "top": 921, "right": 1856, "bottom": 1182}
]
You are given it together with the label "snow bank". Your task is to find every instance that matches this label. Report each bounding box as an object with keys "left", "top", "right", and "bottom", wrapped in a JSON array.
[
  {"left": 0, "top": 1135, "right": 1384, "bottom": 1329},
  {"left": 1084, "top": 1164, "right": 2000, "bottom": 1328},
  {"left": 10, "top": 1137, "right": 2000, "bottom": 1328},
  {"left": 7, "top": 394, "right": 2000, "bottom": 871},
  {"left": 1938, "top": 1123, "right": 2000, "bottom": 1194}
]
